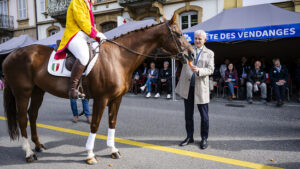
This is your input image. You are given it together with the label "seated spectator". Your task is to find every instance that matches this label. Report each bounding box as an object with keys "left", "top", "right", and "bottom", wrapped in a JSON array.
[
  {"left": 296, "top": 58, "right": 300, "bottom": 103},
  {"left": 131, "top": 68, "right": 143, "bottom": 95},
  {"left": 155, "top": 61, "right": 172, "bottom": 99},
  {"left": 269, "top": 58, "right": 288, "bottom": 107},
  {"left": 219, "top": 58, "right": 230, "bottom": 86},
  {"left": 209, "top": 68, "right": 220, "bottom": 98},
  {"left": 246, "top": 60, "right": 267, "bottom": 104},
  {"left": 0, "top": 77, "right": 4, "bottom": 90},
  {"left": 141, "top": 62, "right": 148, "bottom": 76},
  {"left": 225, "top": 63, "right": 238, "bottom": 101},
  {"left": 140, "top": 62, "right": 159, "bottom": 98},
  {"left": 237, "top": 56, "right": 251, "bottom": 86}
]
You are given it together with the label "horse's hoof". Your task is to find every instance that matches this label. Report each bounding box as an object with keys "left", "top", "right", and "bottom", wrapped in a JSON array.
[
  {"left": 26, "top": 154, "right": 38, "bottom": 163},
  {"left": 86, "top": 156, "right": 99, "bottom": 165},
  {"left": 35, "top": 144, "right": 46, "bottom": 152},
  {"left": 111, "top": 151, "right": 121, "bottom": 159}
]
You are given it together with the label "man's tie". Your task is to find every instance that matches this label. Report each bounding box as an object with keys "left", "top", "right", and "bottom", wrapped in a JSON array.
[{"left": 194, "top": 48, "right": 201, "bottom": 65}]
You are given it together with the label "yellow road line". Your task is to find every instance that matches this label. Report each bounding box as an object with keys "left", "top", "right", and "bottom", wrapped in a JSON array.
[{"left": 0, "top": 116, "right": 281, "bottom": 169}]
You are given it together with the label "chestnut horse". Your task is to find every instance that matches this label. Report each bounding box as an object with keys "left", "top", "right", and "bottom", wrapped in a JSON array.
[{"left": 3, "top": 15, "right": 193, "bottom": 164}]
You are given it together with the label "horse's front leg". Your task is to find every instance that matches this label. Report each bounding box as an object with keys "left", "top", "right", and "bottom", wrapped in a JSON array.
[
  {"left": 85, "top": 97, "right": 108, "bottom": 165},
  {"left": 107, "top": 96, "right": 123, "bottom": 159}
]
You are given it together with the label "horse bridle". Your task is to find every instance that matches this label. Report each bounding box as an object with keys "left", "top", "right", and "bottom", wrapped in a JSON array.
[{"left": 97, "top": 22, "right": 192, "bottom": 60}]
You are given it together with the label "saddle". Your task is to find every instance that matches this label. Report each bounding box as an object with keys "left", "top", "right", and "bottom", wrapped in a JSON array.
[
  {"left": 55, "top": 40, "right": 96, "bottom": 71},
  {"left": 55, "top": 40, "right": 96, "bottom": 98}
]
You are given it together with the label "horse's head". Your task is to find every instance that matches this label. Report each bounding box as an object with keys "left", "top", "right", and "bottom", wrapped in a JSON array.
[{"left": 161, "top": 14, "right": 194, "bottom": 63}]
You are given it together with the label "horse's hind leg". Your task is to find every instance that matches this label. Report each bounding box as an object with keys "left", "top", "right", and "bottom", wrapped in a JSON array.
[
  {"left": 107, "top": 96, "right": 123, "bottom": 159},
  {"left": 28, "top": 86, "right": 46, "bottom": 152},
  {"left": 15, "top": 91, "right": 37, "bottom": 162}
]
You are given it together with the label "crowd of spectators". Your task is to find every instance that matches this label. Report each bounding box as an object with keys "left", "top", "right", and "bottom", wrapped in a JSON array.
[
  {"left": 209, "top": 57, "right": 299, "bottom": 107},
  {"left": 131, "top": 57, "right": 299, "bottom": 106}
]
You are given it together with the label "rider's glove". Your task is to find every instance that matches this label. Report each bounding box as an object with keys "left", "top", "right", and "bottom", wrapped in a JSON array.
[{"left": 96, "top": 32, "right": 107, "bottom": 42}]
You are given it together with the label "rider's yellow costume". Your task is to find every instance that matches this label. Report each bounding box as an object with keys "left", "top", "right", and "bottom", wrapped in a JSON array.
[{"left": 55, "top": 0, "right": 98, "bottom": 60}]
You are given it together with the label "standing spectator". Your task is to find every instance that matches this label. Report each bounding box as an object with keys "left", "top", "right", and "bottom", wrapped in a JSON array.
[
  {"left": 296, "top": 58, "right": 300, "bottom": 102},
  {"left": 140, "top": 62, "right": 159, "bottom": 98},
  {"left": 70, "top": 98, "right": 91, "bottom": 123},
  {"left": 225, "top": 63, "right": 239, "bottom": 100},
  {"left": 219, "top": 58, "right": 230, "bottom": 86},
  {"left": 176, "top": 29, "right": 214, "bottom": 149},
  {"left": 269, "top": 58, "right": 289, "bottom": 107},
  {"left": 209, "top": 68, "right": 220, "bottom": 99},
  {"left": 237, "top": 56, "right": 251, "bottom": 99},
  {"left": 155, "top": 61, "right": 172, "bottom": 99},
  {"left": 246, "top": 60, "right": 267, "bottom": 104}
]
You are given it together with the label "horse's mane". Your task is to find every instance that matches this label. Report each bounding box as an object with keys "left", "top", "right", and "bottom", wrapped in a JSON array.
[{"left": 112, "top": 22, "right": 166, "bottom": 41}]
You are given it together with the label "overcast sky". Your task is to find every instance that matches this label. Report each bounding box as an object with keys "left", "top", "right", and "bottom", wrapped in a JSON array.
[{"left": 243, "top": 0, "right": 291, "bottom": 6}]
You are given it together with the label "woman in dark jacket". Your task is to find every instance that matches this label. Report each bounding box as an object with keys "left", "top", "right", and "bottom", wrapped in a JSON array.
[{"left": 225, "top": 63, "right": 239, "bottom": 100}]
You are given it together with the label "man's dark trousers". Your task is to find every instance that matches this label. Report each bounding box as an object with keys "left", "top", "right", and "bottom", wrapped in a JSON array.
[
  {"left": 273, "top": 83, "right": 286, "bottom": 101},
  {"left": 184, "top": 85, "right": 209, "bottom": 139}
]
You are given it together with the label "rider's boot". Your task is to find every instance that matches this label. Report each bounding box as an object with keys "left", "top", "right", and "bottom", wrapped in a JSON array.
[{"left": 69, "top": 59, "right": 86, "bottom": 99}]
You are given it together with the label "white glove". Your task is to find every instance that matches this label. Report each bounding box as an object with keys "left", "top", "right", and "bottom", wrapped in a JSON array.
[{"left": 96, "top": 32, "right": 107, "bottom": 40}]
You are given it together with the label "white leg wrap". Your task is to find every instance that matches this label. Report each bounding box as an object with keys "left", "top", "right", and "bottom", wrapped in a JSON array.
[
  {"left": 22, "top": 137, "right": 34, "bottom": 158},
  {"left": 107, "top": 128, "right": 115, "bottom": 147},
  {"left": 87, "top": 150, "right": 95, "bottom": 159},
  {"left": 86, "top": 133, "right": 96, "bottom": 150}
]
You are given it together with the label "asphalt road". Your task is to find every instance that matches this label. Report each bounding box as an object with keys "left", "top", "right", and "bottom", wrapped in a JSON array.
[{"left": 0, "top": 91, "right": 300, "bottom": 169}]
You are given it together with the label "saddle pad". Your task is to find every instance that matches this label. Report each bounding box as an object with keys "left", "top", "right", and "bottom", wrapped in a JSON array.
[{"left": 47, "top": 42, "right": 99, "bottom": 77}]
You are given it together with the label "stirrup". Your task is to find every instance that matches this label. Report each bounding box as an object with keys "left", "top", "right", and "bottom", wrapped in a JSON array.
[{"left": 77, "top": 78, "right": 85, "bottom": 99}]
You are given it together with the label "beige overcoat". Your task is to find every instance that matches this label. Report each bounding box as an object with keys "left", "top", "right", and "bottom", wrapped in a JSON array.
[{"left": 175, "top": 46, "right": 215, "bottom": 104}]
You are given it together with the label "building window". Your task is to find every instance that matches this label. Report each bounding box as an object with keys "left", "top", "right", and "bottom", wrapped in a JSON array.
[
  {"left": 0, "top": 0, "right": 8, "bottom": 15},
  {"left": 1, "top": 37, "right": 9, "bottom": 43},
  {"left": 40, "top": 0, "right": 45, "bottom": 13},
  {"left": 101, "top": 22, "right": 117, "bottom": 33},
  {"left": 49, "top": 29, "right": 58, "bottom": 36},
  {"left": 18, "top": 0, "right": 27, "bottom": 19},
  {"left": 180, "top": 11, "right": 198, "bottom": 30}
]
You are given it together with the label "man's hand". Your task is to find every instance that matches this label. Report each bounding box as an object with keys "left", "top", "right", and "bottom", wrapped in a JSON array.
[
  {"left": 190, "top": 65, "right": 199, "bottom": 74},
  {"left": 96, "top": 32, "right": 107, "bottom": 42},
  {"left": 161, "top": 79, "right": 166, "bottom": 82},
  {"left": 256, "top": 81, "right": 261, "bottom": 85},
  {"left": 210, "top": 77, "right": 213, "bottom": 81},
  {"left": 227, "top": 78, "right": 232, "bottom": 82}
]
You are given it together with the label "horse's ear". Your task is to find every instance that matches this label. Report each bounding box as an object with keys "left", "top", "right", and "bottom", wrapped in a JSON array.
[
  {"left": 162, "top": 16, "right": 167, "bottom": 22},
  {"left": 169, "top": 14, "right": 176, "bottom": 25}
]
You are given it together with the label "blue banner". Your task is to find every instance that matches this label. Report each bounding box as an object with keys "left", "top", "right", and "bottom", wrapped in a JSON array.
[{"left": 183, "top": 23, "right": 300, "bottom": 43}]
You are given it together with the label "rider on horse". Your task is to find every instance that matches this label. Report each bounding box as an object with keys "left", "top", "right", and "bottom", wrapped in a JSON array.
[{"left": 55, "top": 0, "right": 106, "bottom": 99}]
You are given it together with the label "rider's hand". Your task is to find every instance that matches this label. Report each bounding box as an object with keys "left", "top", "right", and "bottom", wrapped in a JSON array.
[{"left": 96, "top": 32, "right": 107, "bottom": 40}]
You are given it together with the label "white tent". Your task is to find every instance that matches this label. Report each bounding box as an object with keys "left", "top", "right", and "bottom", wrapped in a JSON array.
[{"left": 0, "top": 35, "right": 37, "bottom": 55}]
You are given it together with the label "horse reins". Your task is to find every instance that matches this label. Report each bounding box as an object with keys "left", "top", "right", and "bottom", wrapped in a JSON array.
[{"left": 95, "top": 22, "right": 191, "bottom": 60}]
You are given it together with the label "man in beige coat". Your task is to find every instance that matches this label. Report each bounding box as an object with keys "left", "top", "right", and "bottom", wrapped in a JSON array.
[{"left": 176, "top": 30, "right": 214, "bottom": 149}]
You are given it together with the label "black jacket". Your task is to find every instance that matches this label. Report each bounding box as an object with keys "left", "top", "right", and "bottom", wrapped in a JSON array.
[
  {"left": 247, "top": 68, "right": 266, "bottom": 84},
  {"left": 237, "top": 63, "right": 251, "bottom": 78},
  {"left": 159, "top": 68, "right": 172, "bottom": 80},
  {"left": 296, "top": 66, "right": 300, "bottom": 83},
  {"left": 269, "top": 65, "right": 289, "bottom": 85}
]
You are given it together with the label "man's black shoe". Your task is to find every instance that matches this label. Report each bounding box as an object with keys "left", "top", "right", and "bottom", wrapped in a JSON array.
[
  {"left": 179, "top": 137, "right": 194, "bottom": 146},
  {"left": 200, "top": 139, "right": 208, "bottom": 149}
]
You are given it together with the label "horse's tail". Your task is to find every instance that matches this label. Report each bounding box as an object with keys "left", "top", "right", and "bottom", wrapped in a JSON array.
[{"left": 3, "top": 82, "right": 19, "bottom": 140}]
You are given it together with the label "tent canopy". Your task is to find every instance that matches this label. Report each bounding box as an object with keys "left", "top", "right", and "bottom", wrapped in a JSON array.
[
  {"left": 0, "top": 35, "right": 37, "bottom": 55},
  {"left": 33, "top": 30, "right": 64, "bottom": 47},
  {"left": 183, "top": 4, "right": 300, "bottom": 42}
]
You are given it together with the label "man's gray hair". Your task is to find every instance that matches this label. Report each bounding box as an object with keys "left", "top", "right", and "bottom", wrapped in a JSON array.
[{"left": 194, "top": 30, "right": 207, "bottom": 39}]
